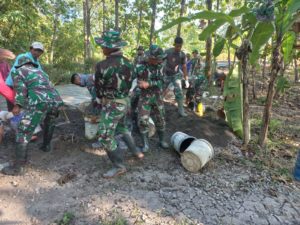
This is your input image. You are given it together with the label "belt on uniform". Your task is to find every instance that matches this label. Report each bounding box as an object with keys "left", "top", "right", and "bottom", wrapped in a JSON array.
[{"left": 101, "top": 97, "right": 129, "bottom": 105}]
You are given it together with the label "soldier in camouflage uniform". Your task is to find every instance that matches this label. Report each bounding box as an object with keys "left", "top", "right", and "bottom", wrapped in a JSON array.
[
  {"left": 164, "top": 37, "right": 189, "bottom": 117},
  {"left": 133, "top": 46, "right": 145, "bottom": 66},
  {"left": 2, "top": 56, "right": 63, "bottom": 176},
  {"left": 130, "top": 46, "right": 145, "bottom": 131},
  {"left": 135, "top": 45, "right": 169, "bottom": 152},
  {"left": 94, "top": 30, "right": 143, "bottom": 178}
]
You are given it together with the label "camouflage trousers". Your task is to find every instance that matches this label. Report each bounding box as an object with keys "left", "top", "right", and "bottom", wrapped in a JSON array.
[
  {"left": 163, "top": 74, "right": 183, "bottom": 101},
  {"left": 17, "top": 103, "right": 59, "bottom": 144},
  {"left": 138, "top": 93, "right": 165, "bottom": 134},
  {"left": 97, "top": 100, "right": 129, "bottom": 152}
]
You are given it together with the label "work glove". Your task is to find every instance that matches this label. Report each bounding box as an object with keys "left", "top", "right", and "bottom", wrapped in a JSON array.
[{"left": 185, "top": 80, "right": 190, "bottom": 88}]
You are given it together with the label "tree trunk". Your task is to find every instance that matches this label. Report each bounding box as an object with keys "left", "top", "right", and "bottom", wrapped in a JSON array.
[
  {"left": 204, "top": 0, "right": 212, "bottom": 82},
  {"left": 251, "top": 65, "right": 257, "bottom": 100},
  {"left": 86, "top": 0, "right": 91, "bottom": 59},
  {"left": 83, "top": 0, "right": 91, "bottom": 61},
  {"left": 102, "top": 0, "right": 106, "bottom": 31},
  {"left": 212, "top": 0, "right": 220, "bottom": 75},
  {"left": 227, "top": 43, "right": 231, "bottom": 69},
  {"left": 149, "top": 0, "right": 157, "bottom": 45},
  {"left": 259, "top": 34, "right": 283, "bottom": 146},
  {"left": 294, "top": 57, "right": 299, "bottom": 82},
  {"left": 49, "top": 12, "right": 59, "bottom": 64},
  {"left": 176, "top": 0, "right": 185, "bottom": 37},
  {"left": 137, "top": 6, "right": 142, "bottom": 47},
  {"left": 83, "top": 0, "right": 87, "bottom": 60},
  {"left": 115, "top": 0, "right": 119, "bottom": 30},
  {"left": 237, "top": 39, "right": 251, "bottom": 147}
]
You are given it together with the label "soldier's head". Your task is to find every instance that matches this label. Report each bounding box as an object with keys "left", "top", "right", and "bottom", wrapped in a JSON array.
[
  {"left": 146, "top": 44, "right": 166, "bottom": 65},
  {"left": 137, "top": 46, "right": 144, "bottom": 56},
  {"left": 186, "top": 53, "right": 191, "bottom": 61},
  {"left": 192, "top": 49, "right": 199, "bottom": 58},
  {"left": 95, "top": 30, "right": 127, "bottom": 56},
  {"left": 174, "top": 37, "right": 183, "bottom": 52},
  {"left": 30, "top": 42, "right": 44, "bottom": 59},
  {"left": 71, "top": 73, "right": 81, "bottom": 86},
  {"left": 15, "top": 56, "right": 38, "bottom": 69}
]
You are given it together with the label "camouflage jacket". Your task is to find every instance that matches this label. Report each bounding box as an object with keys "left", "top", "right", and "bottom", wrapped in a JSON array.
[
  {"left": 95, "top": 53, "right": 133, "bottom": 99},
  {"left": 12, "top": 65, "right": 63, "bottom": 108},
  {"left": 134, "top": 62, "right": 164, "bottom": 97}
]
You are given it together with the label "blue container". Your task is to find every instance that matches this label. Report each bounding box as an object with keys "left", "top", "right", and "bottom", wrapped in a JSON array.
[
  {"left": 10, "top": 113, "right": 24, "bottom": 132},
  {"left": 294, "top": 150, "right": 300, "bottom": 181}
]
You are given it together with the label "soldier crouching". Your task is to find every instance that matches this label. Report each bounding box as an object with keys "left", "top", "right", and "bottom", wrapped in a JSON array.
[{"left": 2, "top": 56, "right": 63, "bottom": 176}]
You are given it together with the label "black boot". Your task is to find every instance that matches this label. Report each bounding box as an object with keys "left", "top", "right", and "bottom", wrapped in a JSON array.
[
  {"left": 139, "top": 132, "right": 150, "bottom": 153},
  {"left": 40, "top": 114, "right": 56, "bottom": 152},
  {"left": 2, "top": 143, "right": 28, "bottom": 176},
  {"left": 122, "top": 132, "right": 144, "bottom": 159},
  {"left": 103, "top": 146, "right": 127, "bottom": 178},
  {"left": 157, "top": 129, "right": 169, "bottom": 149}
]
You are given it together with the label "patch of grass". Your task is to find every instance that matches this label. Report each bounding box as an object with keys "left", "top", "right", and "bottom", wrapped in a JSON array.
[
  {"left": 55, "top": 212, "right": 75, "bottom": 225},
  {"left": 256, "top": 96, "right": 266, "bottom": 105},
  {"left": 101, "top": 212, "right": 129, "bottom": 225}
]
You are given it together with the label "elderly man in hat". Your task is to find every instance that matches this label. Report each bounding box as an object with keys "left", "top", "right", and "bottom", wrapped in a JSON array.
[
  {"left": 94, "top": 30, "right": 143, "bottom": 178},
  {"left": 2, "top": 56, "right": 63, "bottom": 176},
  {"left": 135, "top": 44, "right": 169, "bottom": 152},
  {"left": 5, "top": 42, "right": 44, "bottom": 99}
]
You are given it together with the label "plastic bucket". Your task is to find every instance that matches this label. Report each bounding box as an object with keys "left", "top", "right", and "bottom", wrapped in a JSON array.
[
  {"left": 181, "top": 139, "right": 214, "bottom": 172},
  {"left": 171, "top": 132, "right": 196, "bottom": 153},
  {"left": 148, "top": 117, "right": 156, "bottom": 138},
  {"left": 84, "top": 117, "right": 99, "bottom": 140},
  {"left": 294, "top": 150, "right": 300, "bottom": 181}
]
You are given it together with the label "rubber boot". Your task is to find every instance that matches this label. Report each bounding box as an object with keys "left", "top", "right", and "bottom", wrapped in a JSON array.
[
  {"left": 103, "top": 146, "right": 127, "bottom": 178},
  {"left": 40, "top": 114, "right": 55, "bottom": 152},
  {"left": 178, "top": 100, "right": 187, "bottom": 117},
  {"left": 157, "top": 129, "right": 169, "bottom": 149},
  {"left": 2, "top": 143, "right": 28, "bottom": 176},
  {"left": 139, "top": 132, "right": 150, "bottom": 153},
  {"left": 122, "top": 132, "right": 144, "bottom": 159}
]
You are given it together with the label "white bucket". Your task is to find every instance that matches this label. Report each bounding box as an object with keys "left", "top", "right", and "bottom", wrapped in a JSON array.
[
  {"left": 181, "top": 139, "right": 214, "bottom": 172},
  {"left": 148, "top": 117, "right": 156, "bottom": 138},
  {"left": 171, "top": 132, "right": 196, "bottom": 153},
  {"left": 84, "top": 117, "right": 98, "bottom": 140}
]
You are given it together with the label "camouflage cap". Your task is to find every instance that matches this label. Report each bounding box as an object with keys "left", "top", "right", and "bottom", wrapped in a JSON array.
[
  {"left": 192, "top": 49, "right": 199, "bottom": 54},
  {"left": 15, "top": 56, "right": 38, "bottom": 69},
  {"left": 94, "top": 30, "right": 127, "bottom": 49},
  {"left": 145, "top": 44, "right": 167, "bottom": 60}
]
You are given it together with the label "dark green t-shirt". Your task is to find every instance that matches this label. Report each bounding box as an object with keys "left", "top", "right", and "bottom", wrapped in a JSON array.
[{"left": 164, "top": 48, "right": 186, "bottom": 76}]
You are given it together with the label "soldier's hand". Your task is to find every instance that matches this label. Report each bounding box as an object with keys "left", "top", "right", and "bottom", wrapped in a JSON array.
[
  {"left": 138, "top": 81, "right": 149, "bottom": 89},
  {"left": 12, "top": 105, "right": 21, "bottom": 116}
]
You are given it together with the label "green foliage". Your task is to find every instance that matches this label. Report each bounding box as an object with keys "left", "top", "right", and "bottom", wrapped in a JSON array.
[
  {"left": 256, "top": 96, "right": 266, "bottom": 105},
  {"left": 156, "top": 10, "right": 239, "bottom": 34},
  {"left": 276, "top": 76, "right": 291, "bottom": 94},
  {"left": 249, "top": 22, "right": 274, "bottom": 65},
  {"left": 55, "top": 212, "right": 75, "bottom": 225},
  {"left": 101, "top": 214, "right": 129, "bottom": 225},
  {"left": 282, "top": 31, "right": 296, "bottom": 64},
  {"left": 213, "top": 37, "right": 226, "bottom": 57},
  {"left": 199, "top": 20, "right": 225, "bottom": 41}
]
